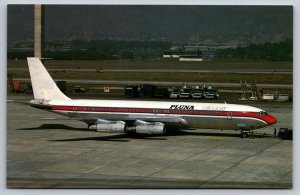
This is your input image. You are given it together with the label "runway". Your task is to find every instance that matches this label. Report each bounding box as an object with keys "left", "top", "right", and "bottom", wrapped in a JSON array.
[
  {"left": 8, "top": 67, "right": 292, "bottom": 74},
  {"left": 7, "top": 94, "right": 292, "bottom": 188}
]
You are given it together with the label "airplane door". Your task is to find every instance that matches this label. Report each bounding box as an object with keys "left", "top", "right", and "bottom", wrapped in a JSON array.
[{"left": 227, "top": 111, "right": 232, "bottom": 120}]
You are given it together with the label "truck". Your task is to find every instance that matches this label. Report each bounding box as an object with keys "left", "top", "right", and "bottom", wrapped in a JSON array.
[
  {"left": 154, "top": 87, "right": 169, "bottom": 98},
  {"left": 278, "top": 128, "right": 293, "bottom": 140},
  {"left": 203, "top": 85, "right": 219, "bottom": 99},
  {"left": 124, "top": 85, "right": 139, "bottom": 98},
  {"left": 192, "top": 86, "right": 205, "bottom": 99},
  {"left": 180, "top": 86, "right": 192, "bottom": 99},
  {"left": 139, "top": 84, "right": 156, "bottom": 98},
  {"left": 74, "top": 85, "right": 85, "bottom": 93},
  {"left": 204, "top": 89, "right": 219, "bottom": 99}
]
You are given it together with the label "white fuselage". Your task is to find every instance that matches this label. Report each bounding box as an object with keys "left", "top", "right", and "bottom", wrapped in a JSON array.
[{"left": 41, "top": 99, "right": 277, "bottom": 131}]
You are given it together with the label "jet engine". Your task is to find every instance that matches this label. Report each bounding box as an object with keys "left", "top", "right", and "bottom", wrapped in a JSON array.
[
  {"left": 128, "top": 122, "right": 166, "bottom": 135},
  {"left": 89, "top": 120, "right": 126, "bottom": 133}
]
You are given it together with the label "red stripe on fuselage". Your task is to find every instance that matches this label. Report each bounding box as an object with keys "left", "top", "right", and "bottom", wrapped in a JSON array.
[{"left": 51, "top": 105, "right": 276, "bottom": 125}]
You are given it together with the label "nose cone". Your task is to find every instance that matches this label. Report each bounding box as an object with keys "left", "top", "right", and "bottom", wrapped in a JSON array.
[{"left": 265, "top": 114, "right": 277, "bottom": 125}]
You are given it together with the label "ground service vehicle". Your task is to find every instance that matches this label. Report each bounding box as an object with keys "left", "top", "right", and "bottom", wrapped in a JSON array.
[
  {"left": 180, "top": 86, "right": 192, "bottom": 99},
  {"left": 192, "top": 86, "right": 205, "bottom": 99},
  {"left": 278, "top": 128, "right": 293, "bottom": 140}
]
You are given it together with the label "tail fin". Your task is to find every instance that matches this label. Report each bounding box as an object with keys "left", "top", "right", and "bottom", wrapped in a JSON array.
[{"left": 27, "top": 57, "right": 71, "bottom": 101}]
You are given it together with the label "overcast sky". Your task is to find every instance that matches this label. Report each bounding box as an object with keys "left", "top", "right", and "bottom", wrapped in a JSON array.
[{"left": 7, "top": 5, "right": 293, "bottom": 44}]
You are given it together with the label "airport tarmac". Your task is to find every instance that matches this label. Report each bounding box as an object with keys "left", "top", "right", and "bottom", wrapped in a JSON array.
[
  {"left": 14, "top": 78, "right": 293, "bottom": 89},
  {"left": 7, "top": 94, "right": 293, "bottom": 189}
]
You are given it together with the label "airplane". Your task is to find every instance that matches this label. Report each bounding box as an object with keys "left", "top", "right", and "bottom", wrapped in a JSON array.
[{"left": 26, "top": 57, "right": 277, "bottom": 138}]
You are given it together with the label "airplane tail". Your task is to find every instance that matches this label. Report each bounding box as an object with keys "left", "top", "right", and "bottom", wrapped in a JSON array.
[{"left": 27, "top": 57, "right": 71, "bottom": 101}]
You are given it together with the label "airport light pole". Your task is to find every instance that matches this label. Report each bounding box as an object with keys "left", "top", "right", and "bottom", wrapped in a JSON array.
[{"left": 34, "top": 4, "right": 44, "bottom": 58}]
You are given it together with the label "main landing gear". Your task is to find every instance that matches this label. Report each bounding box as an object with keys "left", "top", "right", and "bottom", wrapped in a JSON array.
[{"left": 240, "top": 130, "right": 254, "bottom": 138}]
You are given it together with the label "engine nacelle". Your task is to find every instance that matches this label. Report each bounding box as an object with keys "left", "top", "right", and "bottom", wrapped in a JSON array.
[
  {"left": 135, "top": 122, "right": 166, "bottom": 135},
  {"left": 89, "top": 121, "right": 126, "bottom": 133}
]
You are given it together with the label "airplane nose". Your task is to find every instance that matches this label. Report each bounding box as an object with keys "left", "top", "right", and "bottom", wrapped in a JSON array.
[{"left": 265, "top": 114, "right": 277, "bottom": 125}]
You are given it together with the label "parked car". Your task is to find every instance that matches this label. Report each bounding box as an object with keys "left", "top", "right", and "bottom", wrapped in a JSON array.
[{"left": 170, "top": 91, "right": 180, "bottom": 99}]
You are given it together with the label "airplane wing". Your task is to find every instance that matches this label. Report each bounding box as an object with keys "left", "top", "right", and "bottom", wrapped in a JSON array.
[
  {"left": 79, "top": 115, "right": 188, "bottom": 126},
  {"left": 83, "top": 115, "right": 187, "bottom": 134}
]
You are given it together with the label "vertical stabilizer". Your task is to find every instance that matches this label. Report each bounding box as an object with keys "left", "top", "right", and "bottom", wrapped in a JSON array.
[{"left": 27, "top": 57, "right": 71, "bottom": 101}]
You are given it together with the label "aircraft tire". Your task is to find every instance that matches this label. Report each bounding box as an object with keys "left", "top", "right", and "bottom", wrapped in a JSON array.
[{"left": 241, "top": 132, "right": 248, "bottom": 138}]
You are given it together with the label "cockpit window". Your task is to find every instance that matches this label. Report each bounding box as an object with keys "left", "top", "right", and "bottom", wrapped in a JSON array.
[{"left": 258, "top": 111, "right": 267, "bottom": 116}]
